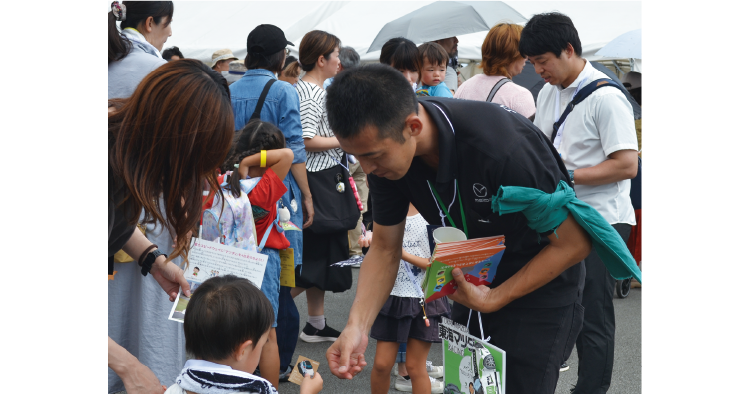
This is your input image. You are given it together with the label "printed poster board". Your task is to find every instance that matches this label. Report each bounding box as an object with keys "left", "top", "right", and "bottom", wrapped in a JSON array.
[
  {"left": 440, "top": 317, "right": 506, "bottom": 394},
  {"left": 168, "top": 238, "right": 268, "bottom": 323}
]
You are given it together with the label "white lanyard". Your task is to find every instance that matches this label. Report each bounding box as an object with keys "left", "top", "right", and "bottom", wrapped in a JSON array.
[
  {"left": 401, "top": 259, "right": 425, "bottom": 298},
  {"left": 427, "top": 103, "right": 458, "bottom": 227},
  {"left": 553, "top": 72, "right": 590, "bottom": 150}
]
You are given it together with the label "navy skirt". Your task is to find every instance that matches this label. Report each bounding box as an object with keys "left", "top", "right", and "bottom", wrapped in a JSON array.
[{"left": 370, "top": 295, "right": 450, "bottom": 343}]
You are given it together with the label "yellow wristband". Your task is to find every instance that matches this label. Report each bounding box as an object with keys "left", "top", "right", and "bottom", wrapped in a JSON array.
[{"left": 260, "top": 150, "right": 267, "bottom": 167}]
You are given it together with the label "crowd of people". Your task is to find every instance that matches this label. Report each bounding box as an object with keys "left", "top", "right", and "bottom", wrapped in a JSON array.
[{"left": 108, "top": 2, "right": 641, "bottom": 394}]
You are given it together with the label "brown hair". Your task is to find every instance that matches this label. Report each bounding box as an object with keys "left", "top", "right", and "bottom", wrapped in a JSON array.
[
  {"left": 298, "top": 30, "right": 341, "bottom": 72},
  {"left": 480, "top": 23, "right": 524, "bottom": 77},
  {"left": 281, "top": 56, "right": 301, "bottom": 79},
  {"left": 108, "top": 59, "right": 234, "bottom": 262},
  {"left": 418, "top": 42, "right": 449, "bottom": 68}
]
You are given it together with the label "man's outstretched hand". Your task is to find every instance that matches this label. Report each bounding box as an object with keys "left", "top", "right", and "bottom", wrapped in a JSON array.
[{"left": 326, "top": 325, "right": 368, "bottom": 379}]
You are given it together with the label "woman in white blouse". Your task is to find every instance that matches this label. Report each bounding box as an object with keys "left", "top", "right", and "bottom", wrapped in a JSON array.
[{"left": 292, "top": 30, "right": 352, "bottom": 342}]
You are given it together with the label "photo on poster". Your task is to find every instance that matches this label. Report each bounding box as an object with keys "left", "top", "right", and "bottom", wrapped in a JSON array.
[{"left": 440, "top": 317, "right": 506, "bottom": 394}]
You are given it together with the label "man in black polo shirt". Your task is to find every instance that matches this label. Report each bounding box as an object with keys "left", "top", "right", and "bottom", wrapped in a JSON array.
[{"left": 324, "top": 64, "right": 592, "bottom": 394}]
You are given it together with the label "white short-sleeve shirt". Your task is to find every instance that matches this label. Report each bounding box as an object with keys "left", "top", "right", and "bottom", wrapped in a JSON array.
[{"left": 534, "top": 60, "right": 638, "bottom": 225}]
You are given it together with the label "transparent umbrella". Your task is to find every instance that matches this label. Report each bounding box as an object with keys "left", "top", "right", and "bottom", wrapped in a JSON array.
[
  {"left": 595, "top": 28, "right": 641, "bottom": 59},
  {"left": 366, "top": 1, "right": 526, "bottom": 53}
]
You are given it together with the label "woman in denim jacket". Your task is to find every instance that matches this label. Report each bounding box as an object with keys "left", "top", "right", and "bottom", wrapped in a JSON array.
[{"left": 229, "top": 24, "right": 311, "bottom": 383}]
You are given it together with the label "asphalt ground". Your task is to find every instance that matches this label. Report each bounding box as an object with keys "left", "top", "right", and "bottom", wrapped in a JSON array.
[{"left": 279, "top": 268, "right": 641, "bottom": 394}]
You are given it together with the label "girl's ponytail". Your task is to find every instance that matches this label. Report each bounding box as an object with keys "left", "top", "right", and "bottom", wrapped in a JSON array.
[
  {"left": 108, "top": 8, "right": 131, "bottom": 63},
  {"left": 226, "top": 148, "right": 260, "bottom": 198},
  {"left": 221, "top": 119, "right": 286, "bottom": 198},
  {"left": 108, "top": 1, "right": 174, "bottom": 64}
]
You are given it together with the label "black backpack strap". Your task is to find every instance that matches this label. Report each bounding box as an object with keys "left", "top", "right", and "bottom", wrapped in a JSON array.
[
  {"left": 486, "top": 78, "right": 512, "bottom": 102},
  {"left": 250, "top": 79, "right": 276, "bottom": 120},
  {"left": 551, "top": 78, "right": 630, "bottom": 143}
]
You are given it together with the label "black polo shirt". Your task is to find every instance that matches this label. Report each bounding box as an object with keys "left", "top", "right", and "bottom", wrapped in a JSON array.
[{"left": 368, "top": 96, "right": 582, "bottom": 308}]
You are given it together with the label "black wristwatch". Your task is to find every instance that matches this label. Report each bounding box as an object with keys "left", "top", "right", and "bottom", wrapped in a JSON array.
[
  {"left": 568, "top": 169, "right": 575, "bottom": 186},
  {"left": 140, "top": 249, "right": 167, "bottom": 276}
]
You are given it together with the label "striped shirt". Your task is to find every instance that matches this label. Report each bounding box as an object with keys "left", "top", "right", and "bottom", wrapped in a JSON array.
[{"left": 295, "top": 80, "right": 343, "bottom": 172}]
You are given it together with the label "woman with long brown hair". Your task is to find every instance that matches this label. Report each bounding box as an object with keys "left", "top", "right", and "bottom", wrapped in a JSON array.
[{"left": 108, "top": 59, "right": 234, "bottom": 393}]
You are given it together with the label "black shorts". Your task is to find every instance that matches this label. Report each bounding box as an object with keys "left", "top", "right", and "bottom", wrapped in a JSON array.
[{"left": 452, "top": 301, "right": 584, "bottom": 394}]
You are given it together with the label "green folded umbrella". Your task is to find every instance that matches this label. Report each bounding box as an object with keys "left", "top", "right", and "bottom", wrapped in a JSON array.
[{"left": 491, "top": 180, "right": 641, "bottom": 283}]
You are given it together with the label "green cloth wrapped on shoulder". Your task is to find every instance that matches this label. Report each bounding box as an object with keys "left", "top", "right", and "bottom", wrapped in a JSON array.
[{"left": 491, "top": 180, "right": 641, "bottom": 283}]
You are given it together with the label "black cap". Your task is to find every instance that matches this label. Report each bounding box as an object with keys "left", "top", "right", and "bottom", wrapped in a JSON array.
[{"left": 247, "top": 24, "right": 293, "bottom": 56}]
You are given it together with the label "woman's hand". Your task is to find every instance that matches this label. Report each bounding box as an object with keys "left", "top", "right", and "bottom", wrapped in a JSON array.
[
  {"left": 151, "top": 257, "right": 191, "bottom": 302},
  {"left": 302, "top": 193, "right": 315, "bottom": 229},
  {"left": 121, "top": 362, "right": 167, "bottom": 394},
  {"left": 357, "top": 231, "right": 372, "bottom": 248},
  {"left": 109, "top": 337, "right": 166, "bottom": 394}
]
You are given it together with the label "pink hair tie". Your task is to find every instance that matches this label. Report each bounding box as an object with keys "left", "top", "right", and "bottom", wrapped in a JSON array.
[{"left": 111, "top": 1, "right": 126, "bottom": 21}]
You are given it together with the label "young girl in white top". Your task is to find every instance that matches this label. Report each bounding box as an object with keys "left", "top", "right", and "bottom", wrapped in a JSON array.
[{"left": 362, "top": 203, "right": 450, "bottom": 394}]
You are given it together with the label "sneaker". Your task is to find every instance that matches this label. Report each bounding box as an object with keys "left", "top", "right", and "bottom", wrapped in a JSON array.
[
  {"left": 279, "top": 365, "right": 293, "bottom": 383},
  {"left": 392, "top": 364, "right": 411, "bottom": 377},
  {"left": 351, "top": 254, "right": 363, "bottom": 268},
  {"left": 560, "top": 362, "right": 570, "bottom": 372},
  {"left": 425, "top": 361, "right": 444, "bottom": 378},
  {"left": 299, "top": 321, "right": 341, "bottom": 343},
  {"left": 394, "top": 375, "right": 444, "bottom": 393},
  {"left": 391, "top": 362, "right": 444, "bottom": 378}
]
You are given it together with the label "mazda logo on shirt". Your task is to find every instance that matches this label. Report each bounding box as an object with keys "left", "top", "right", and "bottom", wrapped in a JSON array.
[{"left": 473, "top": 183, "right": 487, "bottom": 197}]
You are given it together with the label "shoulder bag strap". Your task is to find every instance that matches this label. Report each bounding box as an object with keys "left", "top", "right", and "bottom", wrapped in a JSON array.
[
  {"left": 550, "top": 78, "right": 629, "bottom": 143},
  {"left": 486, "top": 77, "right": 513, "bottom": 102},
  {"left": 250, "top": 79, "right": 276, "bottom": 120}
]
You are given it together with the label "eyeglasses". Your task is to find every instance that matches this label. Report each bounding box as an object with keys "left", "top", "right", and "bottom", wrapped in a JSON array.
[{"left": 285, "top": 48, "right": 290, "bottom": 56}]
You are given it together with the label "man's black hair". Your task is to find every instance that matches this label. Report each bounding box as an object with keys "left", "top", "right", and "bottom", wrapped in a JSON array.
[
  {"left": 326, "top": 63, "right": 418, "bottom": 143},
  {"left": 518, "top": 12, "right": 582, "bottom": 58},
  {"left": 184, "top": 275, "right": 274, "bottom": 361},
  {"left": 162, "top": 46, "right": 184, "bottom": 60}
]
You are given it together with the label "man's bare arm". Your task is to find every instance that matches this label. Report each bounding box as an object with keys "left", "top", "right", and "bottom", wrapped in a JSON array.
[
  {"left": 573, "top": 149, "right": 638, "bottom": 186},
  {"left": 347, "top": 220, "right": 405, "bottom": 328},
  {"left": 326, "top": 219, "right": 406, "bottom": 379}
]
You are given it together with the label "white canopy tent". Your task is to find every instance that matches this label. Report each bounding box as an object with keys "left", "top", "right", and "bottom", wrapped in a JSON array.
[{"left": 159, "top": 1, "right": 640, "bottom": 68}]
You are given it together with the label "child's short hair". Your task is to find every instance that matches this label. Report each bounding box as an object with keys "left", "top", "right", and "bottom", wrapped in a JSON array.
[
  {"left": 184, "top": 275, "right": 274, "bottom": 361},
  {"left": 222, "top": 119, "right": 286, "bottom": 197},
  {"left": 418, "top": 42, "right": 449, "bottom": 67}
]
